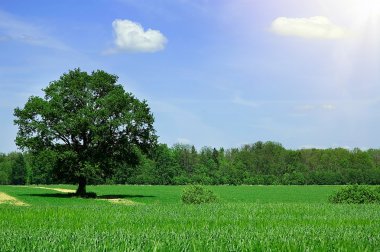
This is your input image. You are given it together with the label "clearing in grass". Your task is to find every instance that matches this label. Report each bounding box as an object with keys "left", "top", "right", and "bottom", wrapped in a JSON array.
[
  {"left": 0, "top": 192, "right": 29, "bottom": 206},
  {"left": 32, "top": 186, "right": 76, "bottom": 193},
  {"left": 97, "top": 198, "right": 137, "bottom": 205}
]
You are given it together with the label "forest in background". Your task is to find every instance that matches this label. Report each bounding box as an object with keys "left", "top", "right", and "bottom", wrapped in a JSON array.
[{"left": 1, "top": 141, "right": 380, "bottom": 185}]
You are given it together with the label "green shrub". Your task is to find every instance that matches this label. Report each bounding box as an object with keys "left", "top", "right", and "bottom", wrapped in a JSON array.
[
  {"left": 181, "top": 185, "right": 218, "bottom": 204},
  {"left": 373, "top": 186, "right": 380, "bottom": 196},
  {"left": 329, "top": 185, "right": 380, "bottom": 204}
]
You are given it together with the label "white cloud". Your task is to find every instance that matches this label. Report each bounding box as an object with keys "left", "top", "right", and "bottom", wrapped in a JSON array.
[
  {"left": 177, "top": 138, "right": 191, "bottom": 144},
  {"left": 321, "top": 104, "right": 336, "bottom": 110},
  {"left": 293, "top": 103, "right": 337, "bottom": 116},
  {"left": 271, "top": 16, "right": 348, "bottom": 39},
  {"left": 232, "top": 95, "right": 257, "bottom": 108},
  {"left": 300, "top": 144, "right": 327, "bottom": 150},
  {"left": 300, "top": 144, "right": 353, "bottom": 150},
  {"left": 150, "top": 100, "right": 225, "bottom": 148},
  {"left": 297, "top": 104, "right": 316, "bottom": 112},
  {"left": 0, "top": 9, "right": 69, "bottom": 50},
  {"left": 107, "top": 19, "right": 167, "bottom": 53}
]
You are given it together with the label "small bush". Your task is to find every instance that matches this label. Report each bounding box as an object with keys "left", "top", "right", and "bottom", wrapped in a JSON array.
[
  {"left": 373, "top": 186, "right": 380, "bottom": 195},
  {"left": 181, "top": 185, "right": 218, "bottom": 204},
  {"left": 329, "top": 185, "right": 380, "bottom": 204}
]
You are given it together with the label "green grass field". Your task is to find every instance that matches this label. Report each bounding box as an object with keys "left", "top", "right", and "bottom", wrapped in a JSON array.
[{"left": 1, "top": 185, "right": 379, "bottom": 251}]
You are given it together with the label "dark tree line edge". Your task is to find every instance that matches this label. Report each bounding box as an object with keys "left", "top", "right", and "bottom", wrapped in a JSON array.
[{"left": 2, "top": 142, "right": 380, "bottom": 186}]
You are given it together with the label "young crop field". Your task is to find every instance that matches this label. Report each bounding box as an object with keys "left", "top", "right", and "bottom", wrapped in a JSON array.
[{"left": 0, "top": 185, "right": 379, "bottom": 251}]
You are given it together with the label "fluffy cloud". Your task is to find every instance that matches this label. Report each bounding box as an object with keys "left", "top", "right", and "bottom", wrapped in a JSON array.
[
  {"left": 271, "top": 16, "right": 348, "bottom": 39},
  {"left": 109, "top": 19, "right": 167, "bottom": 53}
]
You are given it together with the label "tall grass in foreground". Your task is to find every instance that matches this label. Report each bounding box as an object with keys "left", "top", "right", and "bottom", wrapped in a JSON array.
[{"left": 1, "top": 202, "right": 379, "bottom": 251}]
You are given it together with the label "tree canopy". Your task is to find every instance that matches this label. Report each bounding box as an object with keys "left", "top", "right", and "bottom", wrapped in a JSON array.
[{"left": 14, "top": 69, "right": 157, "bottom": 195}]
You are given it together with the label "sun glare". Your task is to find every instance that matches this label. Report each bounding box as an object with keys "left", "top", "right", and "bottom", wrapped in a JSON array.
[
  {"left": 330, "top": 0, "right": 380, "bottom": 45},
  {"left": 352, "top": 0, "right": 380, "bottom": 45},
  {"left": 348, "top": 0, "right": 380, "bottom": 24}
]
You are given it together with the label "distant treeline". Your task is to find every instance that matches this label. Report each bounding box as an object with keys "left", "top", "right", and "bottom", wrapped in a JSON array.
[{"left": 1, "top": 141, "right": 380, "bottom": 185}]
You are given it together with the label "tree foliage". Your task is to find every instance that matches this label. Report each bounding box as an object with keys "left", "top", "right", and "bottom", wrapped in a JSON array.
[
  {"left": 181, "top": 185, "right": 218, "bottom": 204},
  {"left": 11, "top": 153, "right": 26, "bottom": 185},
  {"left": 13, "top": 69, "right": 157, "bottom": 194},
  {"left": 329, "top": 185, "right": 380, "bottom": 204},
  {"left": 0, "top": 152, "right": 27, "bottom": 185},
  {"left": 3, "top": 140, "right": 380, "bottom": 186}
]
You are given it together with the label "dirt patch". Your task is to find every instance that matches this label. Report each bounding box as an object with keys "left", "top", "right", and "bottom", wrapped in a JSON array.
[
  {"left": 32, "top": 186, "right": 76, "bottom": 193},
  {"left": 98, "top": 198, "right": 137, "bottom": 206},
  {"left": 0, "top": 192, "right": 29, "bottom": 206}
]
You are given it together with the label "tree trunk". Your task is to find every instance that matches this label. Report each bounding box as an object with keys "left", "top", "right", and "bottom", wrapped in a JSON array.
[{"left": 76, "top": 176, "right": 87, "bottom": 196}]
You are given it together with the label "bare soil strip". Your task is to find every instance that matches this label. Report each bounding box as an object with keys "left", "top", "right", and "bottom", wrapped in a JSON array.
[
  {"left": 32, "top": 186, "right": 76, "bottom": 193},
  {"left": 0, "top": 192, "right": 29, "bottom": 206},
  {"left": 98, "top": 198, "right": 137, "bottom": 205}
]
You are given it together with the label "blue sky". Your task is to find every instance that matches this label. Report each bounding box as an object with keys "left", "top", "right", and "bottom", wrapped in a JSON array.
[{"left": 1, "top": 0, "right": 379, "bottom": 152}]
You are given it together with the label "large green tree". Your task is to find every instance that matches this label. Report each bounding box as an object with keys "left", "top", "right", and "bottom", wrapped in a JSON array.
[{"left": 14, "top": 69, "right": 157, "bottom": 195}]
